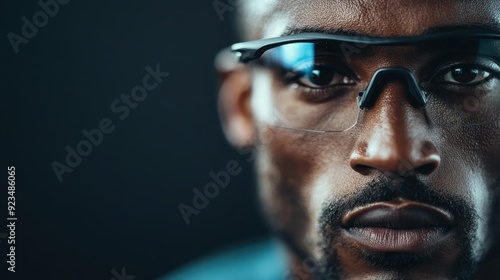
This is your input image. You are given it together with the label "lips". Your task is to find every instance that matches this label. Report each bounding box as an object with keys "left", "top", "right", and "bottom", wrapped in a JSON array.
[{"left": 341, "top": 200, "right": 455, "bottom": 252}]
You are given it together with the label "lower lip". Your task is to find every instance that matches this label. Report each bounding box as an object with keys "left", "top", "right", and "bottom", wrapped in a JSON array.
[{"left": 343, "top": 227, "right": 452, "bottom": 252}]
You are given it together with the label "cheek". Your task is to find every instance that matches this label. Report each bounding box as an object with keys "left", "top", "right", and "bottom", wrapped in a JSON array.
[
  {"left": 255, "top": 127, "right": 318, "bottom": 242},
  {"left": 438, "top": 124, "right": 500, "bottom": 256},
  {"left": 441, "top": 123, "right": 500, "bottom": 197},
  {"left": 468, "top": 174, "right": 494, "bottom": 259},
  {"left": 254, "top": 124, "right": 358, "bottom": 251}
]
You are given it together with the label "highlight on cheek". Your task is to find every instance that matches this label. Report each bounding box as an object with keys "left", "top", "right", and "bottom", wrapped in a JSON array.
[{"left": 251, "top": 71, "right": 281, "bottom": 123}]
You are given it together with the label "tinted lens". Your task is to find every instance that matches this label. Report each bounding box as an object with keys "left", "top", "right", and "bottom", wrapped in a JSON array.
[
  {"left": 255, "top": 42, "right": 360, "bottom": 132},
  {"left": 252, "top": 39, "right": 500, "bottom": 132},
  {"left": 424, "top": 39, "right": 500, "bottom": 128}
]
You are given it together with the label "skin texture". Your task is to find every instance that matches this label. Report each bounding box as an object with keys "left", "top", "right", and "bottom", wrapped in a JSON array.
[{"left": 218, "top": 0, "right": 500, "bottom": 279}]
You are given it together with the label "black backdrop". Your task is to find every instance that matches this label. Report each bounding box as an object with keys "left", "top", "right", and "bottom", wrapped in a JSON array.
[{"left": 2, "top": 1, "right": 269, "bottom": 279}]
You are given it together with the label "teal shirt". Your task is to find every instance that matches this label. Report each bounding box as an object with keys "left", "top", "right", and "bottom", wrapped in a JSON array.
[{"left": 160, "top": 239, "right": 288, "bottom": 280}]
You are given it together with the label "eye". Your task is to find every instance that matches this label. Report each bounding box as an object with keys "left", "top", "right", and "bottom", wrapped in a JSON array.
[
  {"left": 296, "top": 65, "right": 355, "bottom": 88},
  {"left": 437, "top": 66, "right": 492, "bottom": 85}
]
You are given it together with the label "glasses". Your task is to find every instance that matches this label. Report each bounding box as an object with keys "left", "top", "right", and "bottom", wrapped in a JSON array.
[{"left": 230, "top": 27, "right": 500, "bottom": 132}]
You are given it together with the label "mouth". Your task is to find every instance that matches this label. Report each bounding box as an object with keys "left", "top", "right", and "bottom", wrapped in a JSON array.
[{"left": 341, "top": 200, "right": 455, "bottom": 253}]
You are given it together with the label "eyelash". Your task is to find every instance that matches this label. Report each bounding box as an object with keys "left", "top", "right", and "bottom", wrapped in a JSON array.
[
  {"left": 270, "top": 58, "right": 500, "bottom": 103},
  {"left": 431, "top": 64, "right": 500, "bottom": 86},
  {"left": 282, "top": 68, "right": 355, "bottom": 101}
]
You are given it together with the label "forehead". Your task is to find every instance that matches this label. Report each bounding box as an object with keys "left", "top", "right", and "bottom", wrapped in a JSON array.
[{"left": 243, "top": 0, "right": 500, "bottom": 38}]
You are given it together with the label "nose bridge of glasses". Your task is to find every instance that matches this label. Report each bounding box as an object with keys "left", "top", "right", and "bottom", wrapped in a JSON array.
[{"left": 358, "top": 67, "right": 428, "bottom": 109}]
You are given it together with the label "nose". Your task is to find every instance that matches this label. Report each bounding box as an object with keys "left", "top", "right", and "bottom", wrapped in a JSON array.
[{"left": 349, "top": 80, "right": 440, "bottom": 177}]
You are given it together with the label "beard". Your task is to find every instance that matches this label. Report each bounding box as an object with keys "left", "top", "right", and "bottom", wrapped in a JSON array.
[{"left": 278, "top": 176, "right": 485, "bottom": 280}]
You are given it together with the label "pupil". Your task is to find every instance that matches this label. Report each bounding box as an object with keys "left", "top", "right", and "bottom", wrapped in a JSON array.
[
  {"left": 309, "top": 67, "right": 335, "bottom": 86},
  {"left": 451, "top": 68, "right": 479, "bottom": 83}
]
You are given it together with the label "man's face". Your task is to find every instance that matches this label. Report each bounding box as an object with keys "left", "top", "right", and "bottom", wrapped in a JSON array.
[{"left": 223, "top": 0, "right": 500, "bottom": 279}]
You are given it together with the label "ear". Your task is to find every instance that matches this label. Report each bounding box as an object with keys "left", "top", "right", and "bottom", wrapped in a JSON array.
[{"left": 215, "top": 49, "right": 255, "bottom": 148}]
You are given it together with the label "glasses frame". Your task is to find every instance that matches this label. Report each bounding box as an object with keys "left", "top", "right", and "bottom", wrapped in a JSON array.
[
  {"left": 229, "top": 27, "right": 500, "bottom": 132},
  {"left": 231, "top": 27, "right": 500, "bottom": 62}
]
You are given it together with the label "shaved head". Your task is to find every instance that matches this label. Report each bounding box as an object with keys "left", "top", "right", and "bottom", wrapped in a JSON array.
[{"left": 237, "top": 0, "right": 500, "bottom": 39}]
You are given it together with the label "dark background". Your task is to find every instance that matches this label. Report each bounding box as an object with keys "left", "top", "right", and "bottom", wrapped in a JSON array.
[{"left": 2, "top": 1, "right": 270, "bottom": 279}]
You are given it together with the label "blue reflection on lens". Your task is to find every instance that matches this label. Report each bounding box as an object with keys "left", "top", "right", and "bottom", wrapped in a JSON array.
[{"left": 274, "top": 43, "right": 315, "bottom": 71}]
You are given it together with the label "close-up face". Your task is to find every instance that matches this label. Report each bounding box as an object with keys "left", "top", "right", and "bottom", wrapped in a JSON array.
[{"left": 220, "top": 0, "right": 500, "bottom": 279}]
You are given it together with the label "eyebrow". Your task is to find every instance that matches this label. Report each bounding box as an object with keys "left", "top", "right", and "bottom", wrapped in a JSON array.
[
  {"left": 281, "top": 27, "right": 369, "bottom": 37},
  {"left": 281, "top": 23, "right": 500, "bottom": 37}
]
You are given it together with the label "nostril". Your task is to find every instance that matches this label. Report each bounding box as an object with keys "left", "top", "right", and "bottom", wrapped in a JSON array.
[
  {"left": 415, "top": 160, "right": 439, "bottom": 175},
  {"left": 415, "top": 143, "right": 440, "bottom": 175},
  {"left": 350, "top": 152, "right": 440, "bottom": 177},
  {"left": 349, "top": 137, "right": 440, "bottom": 177},
  {"left": 351, "top": 163, "right": 374, "bottom": 175}
]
